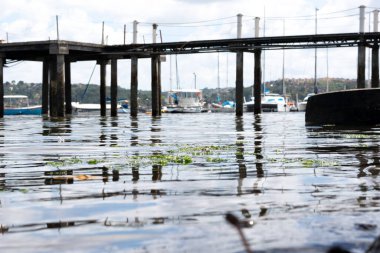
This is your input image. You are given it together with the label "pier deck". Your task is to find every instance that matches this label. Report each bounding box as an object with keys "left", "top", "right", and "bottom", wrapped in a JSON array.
[{"left": 0, "top": 32, "right": 379, "bottom": 117}]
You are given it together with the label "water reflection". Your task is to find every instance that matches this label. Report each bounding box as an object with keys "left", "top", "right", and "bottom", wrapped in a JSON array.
[
  {"left": 42, "top": 117, "right": 72, "bottom": 138},
  {"left": 1, "top": 114, "right": 380, "bottom": 252},
  {"left": 151, "top": 117, "right": 162, "bottom": 182},
  {"left": 99, "top": 117, "right": 107, "bottom": 146},
  {"left": 235, "top": 116, "right": 246, "bottom": 196},
  {"left": 110, "top": 120, "right": 118, "bottom": 147},
  {"left": 130, "top": 117, "right": 139, "bottom": 147},
  {"left": 252, "top": 115, "right": 264, "bottom": 197}
]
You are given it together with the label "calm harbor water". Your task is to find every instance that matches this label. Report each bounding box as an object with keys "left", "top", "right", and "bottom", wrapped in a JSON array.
[{"left": 0, "top": 112, "right": 379, "bottom": 253}]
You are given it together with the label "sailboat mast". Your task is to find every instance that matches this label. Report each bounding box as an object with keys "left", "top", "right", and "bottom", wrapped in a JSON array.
[
  {"left": 170, "top": 55, "right": 172, "bottom": 91},
  {"left": 282, "top": 19, "right": 286, "bottom": 95},
  {"left": 175, "top": 54, "right": 180, "bottom": 89},
  {"left": 217, "top": 52, "right": 220, "bottom": 101},
  {"left": 314, "top": 8, "right": 319, "bottom": 94}
]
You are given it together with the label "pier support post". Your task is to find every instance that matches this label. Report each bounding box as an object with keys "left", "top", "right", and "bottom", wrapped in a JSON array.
[
  {"left": 42, "top": 59, "right": 49, "bottom": 115},
  {"left": 130, "top": 57, "right": 139, "bottom": 117},
  {"left": 372, "top": 10, "right": 379, "bottom": 88},
  {"left": 235, "top": 51, "right": 244, "bottom": 116},
  {"left": 49, "top": 43, "right": 68, "bottom": 117},
  {"left": 158, "top": 57, "right": 162, "bottom": 116},
  {"left": 357, "top": 5, "right": 366, "bottom": 89},
  {"left": 0, "top": 54, "right": 3, "bottom": 118},
  {"left": 372, "top": 41, "right": 379, "bottom": 88},
  {"left": 99, "top": 60, "right": 107, "bottom": 116},
  {"left": 49, "top": 58, "right": 57, "bottom": 117},
  {"left": 254, "top": 49, "right": 262, "bottom": 114},
  {"left": 56, "top": 55, "right": 65, "bottom": 117},
  {"left": 357, "top": 43, "right": 366, "bottom": 89},
  {"left": 151, "top": 54, "right": 160, "bottom": 116},
  {"left": 65, "top": 60, "right": 72, "bottom": 114},
  {"left": 110, "top": 58, "right": 118, "bottom": 117}
]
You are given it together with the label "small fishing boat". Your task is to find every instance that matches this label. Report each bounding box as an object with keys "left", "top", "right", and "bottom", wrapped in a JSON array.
[
  {"left": 164, "top": 89, "right": 206, "bottom": 113},
  {"left": 4, "top": 95, "right": 42, "bottom": 115}
]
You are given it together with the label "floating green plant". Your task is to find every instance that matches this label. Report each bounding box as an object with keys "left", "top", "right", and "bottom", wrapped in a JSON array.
[
  {"left": 267, "top": 157, "right": 339, "bottom": 168},
  {"left": 88, "top": 159, "right": 105, "bottom": 165},
  {"left": 206, "top": 157, "right": 228, "bottom": 163}
]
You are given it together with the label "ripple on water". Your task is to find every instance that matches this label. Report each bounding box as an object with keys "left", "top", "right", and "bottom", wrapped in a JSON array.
[{"left": 0, "top": 113, "right": 379, "bottom": 253}]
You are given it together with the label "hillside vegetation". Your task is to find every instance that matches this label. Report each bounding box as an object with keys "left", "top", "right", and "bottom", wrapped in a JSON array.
[{"left": 3, "top": 78, "right": 359, "bottom": 106}]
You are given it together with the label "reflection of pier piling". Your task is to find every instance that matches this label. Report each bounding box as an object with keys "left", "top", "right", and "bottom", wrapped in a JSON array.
[{"left": 0, "top": 7, "right": 379, "bottom": 118}]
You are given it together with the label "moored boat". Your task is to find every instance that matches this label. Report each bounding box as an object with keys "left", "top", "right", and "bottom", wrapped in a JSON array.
[
  {"left": 244, "top": 93, "right": 288, "bottom": 112},
  {"left": 297, "top": 93, "right": 314, "bottom": 112},
  {"left": 71, "top": 100, "right": 128, "bottom": 114},
  {"left": 4, "top": 95, "right": 42, "bottom": 115},
  {"left": 164, "top": 89, "right": 206, "bottom": 113}
]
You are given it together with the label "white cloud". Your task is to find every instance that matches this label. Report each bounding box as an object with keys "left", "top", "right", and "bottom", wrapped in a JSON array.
[{"left": 0, "top": 0, "right": 379, "bottom": 91}]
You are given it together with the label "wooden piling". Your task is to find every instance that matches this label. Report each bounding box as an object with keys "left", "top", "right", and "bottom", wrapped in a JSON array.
[
  {"left": 56, "top": 55, "right": 65, "bottom": 117},
  {"left": 357, "top": 43, "right": 366, "bottom": 89},
  {"left": 235, "top": 51, "right": 244, "bottom": 116},
  {"left": 158, "top": 58, "right": 162, "bottom": 116},
  {"left": 49, "top": 42, "right": 68, "bottom": 117},
  {"left": 42, "top": 59, "right": 49, "bottom": 115},
  {"left": 372, "top": 40, "right": 379, "bottom": 88},
  {"left": 49, "top": 58, "right": 58, "bottom": 117},
  {"left": 110, "top": 58, "right": 118, "bottom": 117},
  {"left": 65, "top": 60, "right": 72, "bottom": 114},
  {"left": 151, "top": 55, "right": 159, "bottom": 116},
  {"left": 254, "top": 49, "right": 262, "bottom": 114},
  {"left": 99, "top": 60, "right": 107, "bottom": 116},
  {"left": 0, "top": 54, "right": 3, "bottom": 118},
  {"left": 130, "top": 57, "right": 138, "bottom": 117}
]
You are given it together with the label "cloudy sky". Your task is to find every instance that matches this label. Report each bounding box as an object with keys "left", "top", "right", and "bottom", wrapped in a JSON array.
[{"left": 0, "top": 0, "right": 379, "bottom": 91}]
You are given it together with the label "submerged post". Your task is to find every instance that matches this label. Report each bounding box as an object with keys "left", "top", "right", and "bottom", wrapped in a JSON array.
[
  {"left": 65, "top": 60, "right": 72, "bottom": 114},
  {"left": 56, "top": 55, "right": 65, "bottom": 117},
  {"left": 49, "top": 58, "right": 57, "bottom": 117},
  {"left": 357, "top": 5, "right": 366, "bottom": 89},
  {"left": 49, "top": 42, "right": 68, "bottom": 117},
  {"left": 372, "top": 9, "right": 379, "bottom": 88},
  {"left": 254, "top": 49, "right": 262, "bottom": 114},
  {"left": 158, "top": 57, "right": 162, "bottom": 116},
  {"left": 42, "top": 59, "right": 49, "bottom": 115},
  {"left": 151, "top": 54, "right": 160, "bottom": 116},
  {"left": 130, "top": 23, "right": 139, "bottom": 117},
  {"left": 110, "top": 58, "right": 118, "bottom": 117},
  {"left": 0, "top": 54, "right": 3, "bottom": 118},
  {"left": 130, "top": 56, "right": 138, "bottom": 117},
  {"left": 152, "top": 24, "right": 162, "bottom": 116},
  {"left": 99, "top": 59, "right": 107, "bottom": 116},
  {"left": 235, "top": 51, "right": 244, "bottom": 116}
]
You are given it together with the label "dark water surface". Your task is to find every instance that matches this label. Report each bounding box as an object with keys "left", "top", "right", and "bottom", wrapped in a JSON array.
[{"left": 0, "top": 113, "right": 379, "bottom": 253}]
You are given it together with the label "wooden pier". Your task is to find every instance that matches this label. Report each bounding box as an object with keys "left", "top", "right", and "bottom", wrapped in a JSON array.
[{"left": 0, "top": 32, "right": 380, "bottom": 117}]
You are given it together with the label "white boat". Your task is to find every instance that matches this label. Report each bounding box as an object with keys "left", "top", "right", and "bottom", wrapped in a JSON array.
[
  {"left": 163, "top": 89, "right": 206, "bottom": 113},
  {"left": 297, "top": 93, "right": 315, "bottom": 112},
  {"left": 4, "top": 95, "right": 42, "bottom": 115},
  {"left": 244, "top": 93, "right": 288, "bottom": 112},
  {"left": 71, "top": 101, "right": 128, "bottom": 113}
]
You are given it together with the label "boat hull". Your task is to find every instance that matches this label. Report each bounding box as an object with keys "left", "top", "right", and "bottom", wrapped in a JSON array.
[
  {"left": 306, "top": 88, "right": 380, "bottom": 126},
  {"left": 165, "top": 106, "right": 205, "bottom": 113},
  {"left": 4, "top": 106, "right": 42, "bottom": 115}
]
